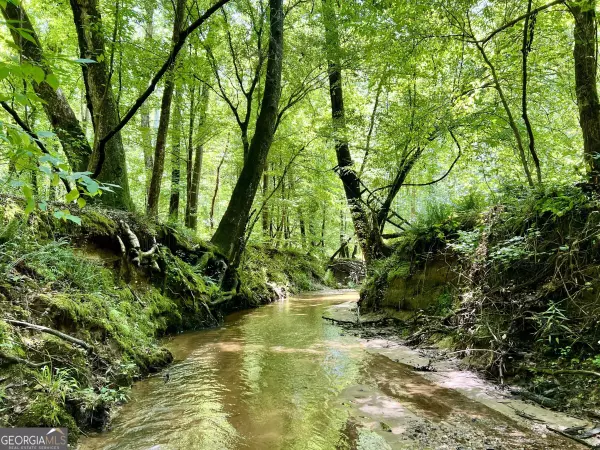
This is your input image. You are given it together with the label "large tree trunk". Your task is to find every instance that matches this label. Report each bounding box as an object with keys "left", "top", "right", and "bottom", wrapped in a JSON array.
[
  {"left": 168, "top": 88, "right": 183, "bottom": 221},
  {"left": 186, "top": 84, "right": 209, "bottom": 230},
  {"left": 210, "top": 0, "right": 284, "bottom": 264},
  {"left": 571, "top": 0, "right": 600, "bottom": 183},
  {"left": 146, "top": 0, "right": 186, "bottom": 218},
  {"left": 322, "top": 0, "right": 388, "bottom": 264},
  {"left": 2, "top": 1, "right": 92, "bottom": 173},
  {"left": 70, "top": 0, "right": 133, "bottom": 209}
]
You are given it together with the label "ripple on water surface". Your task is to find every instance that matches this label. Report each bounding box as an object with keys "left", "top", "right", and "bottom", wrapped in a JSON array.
[
  {"left": 79, "top": 291, "right": 581, "bottom": 450},
  {"left": 80, "top": 291, "right": 370, "bottom": 450}
]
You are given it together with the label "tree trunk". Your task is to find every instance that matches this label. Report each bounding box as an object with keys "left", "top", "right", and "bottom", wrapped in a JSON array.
[
  {"left": 184, "top": 83, "right": 196, "bottom": 225},
  {"left": 70, "top": 0, "right": 133, "bottom": 209},
  {"left": 2, "top": 1, "right": 92, "bottom": 173},
  {"left": 210, "top": 152, "right": 226, "bottom": 230},
  {"left": 141, "top": 3, "right": 154, "bottom": 196},
  {"left": 186, "top": 83, "right": 209, "bottom": 230},
  {"left": 571, "top": 0, "right": 600, "bottom": 183},
  {"left": 210, "top": 0, "right": 284, "bottom": 264},
  {"left": 475, "top": 41, "right": 534, "bottom": 187},
  {"left": 169, "top": 87, "right": 183, "bottom": 221},
  {"left": 322, "top": 0, "right": 387, "bottom": 264},
  {"left": 146, "top": 0, "right": 186, "bottom": 217},
  {"left": 261, "top": 171, "right": 270, "bottom": 236}
]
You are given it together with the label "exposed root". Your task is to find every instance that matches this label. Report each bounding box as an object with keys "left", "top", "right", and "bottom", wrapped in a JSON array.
[{"left": 6, "top": 319, "right": 92, "bottom": 351}]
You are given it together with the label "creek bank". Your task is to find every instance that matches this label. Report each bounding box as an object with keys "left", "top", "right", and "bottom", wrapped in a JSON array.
[
  {"left": 324, "top": 300, "right": 600, "bottom": 449},
  {"left": 0, "top": 198, "right": 333, "bottom": 442},
  {"left": 358, "top": 185, "right": 600, "bottom": 428}
]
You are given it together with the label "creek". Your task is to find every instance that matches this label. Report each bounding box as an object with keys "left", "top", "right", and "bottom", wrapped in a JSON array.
[{"left": 79, "top": 290, "right": 582, "bottom": 449}]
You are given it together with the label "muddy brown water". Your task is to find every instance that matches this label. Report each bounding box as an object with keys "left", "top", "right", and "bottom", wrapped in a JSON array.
[{"left": 79, "top": 291, "right": 581, "bottom": 449}]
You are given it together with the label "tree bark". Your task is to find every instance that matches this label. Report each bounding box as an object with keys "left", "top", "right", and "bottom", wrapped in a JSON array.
[
  {"left": 571, "top": 0, "right": 600, "bottom": 183},
  {"left": 210, "top": 0, "right": 284, "bottom": 264},
  {"left": 262, "top": 171, "right": 270, "bottom": 236},
  {"left": 70, "top": 0, "right": 133, "bottom": 209},
  {"left": 1, "top": 1, "right": 92, "bottom": 173},
  {"left": 141, "top": 3, "right": 154, "bottom": 196},
  {"left": 322, "top": 0, "right": 388, "bottom": 264},
  {"left": 169, "top": 87, "right": 183, "bottom": 221},
  {"left": 210, "top": 151, "right": 226, "bottom": 230},
  {"left": 186, "top": 83, "right": 209, "bottom": 230},
  {"left": 147, "top": 0, "right": 186, "bottom": 218},
  {"left": 184, "top": 83, "right": 196, "bottom": 225}
]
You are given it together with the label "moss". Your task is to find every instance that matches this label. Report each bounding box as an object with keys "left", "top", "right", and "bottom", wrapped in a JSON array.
[
  {"left": 240, "top": 246, "right": 331, "bottom": 302},
  {"left": 17, "top": 397, "right": 78, "bottom": 442}
]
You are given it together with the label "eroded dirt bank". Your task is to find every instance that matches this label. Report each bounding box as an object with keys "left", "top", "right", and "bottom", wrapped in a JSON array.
[{"left": 79, "top": 291, "right": 591, "bottom": 449}]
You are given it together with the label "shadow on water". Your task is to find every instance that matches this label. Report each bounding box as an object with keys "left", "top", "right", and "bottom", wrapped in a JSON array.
[{"left": 79, "top": 291, "right": 581, "bottom": 450}]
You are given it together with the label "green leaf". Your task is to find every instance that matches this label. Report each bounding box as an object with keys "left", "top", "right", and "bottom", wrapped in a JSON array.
[
  {"left": 0, "top": 65, "right": 9, "bottom": 81},
  {"left": 45, "top": 73, "right": 59, "bottom": 90},
  {"left": 22, "top": 184, "right": 33, "bottom": 200},
  {"left": 31, "top": 66, "right": 45, "bottom": 84},
  {"left": 38, "top": 201, "right": 47, "bottom": 211},
  {"left": 51, "top": 173, "right": 60, "bottom": 187},
  {"left": 81, "top": 176, "right": 99, "bottom": 194},
  {"left": 65, "top": 188, "right": 79, "bottom": 203},
  {"left": 77, "top": 197, "right": 86, "bottom": 209},
  {"left": 65, "top": 214, "right": 81, "bottom": 225}
]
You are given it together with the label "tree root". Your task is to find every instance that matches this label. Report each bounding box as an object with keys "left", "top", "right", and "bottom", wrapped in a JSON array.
[
  {"left": 6, "top": 319, "right": 92, "bottom": 351},
  {"left": 0, "top": 351, "right": 49, "bottom": 368},
  {"left": 546, "top": 425, "right": 600, "bottom": 449}
]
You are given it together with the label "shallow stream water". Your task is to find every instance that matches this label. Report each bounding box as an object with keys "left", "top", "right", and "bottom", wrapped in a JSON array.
[{"left": 79, "top": 291, "right": 582, "bottom": 450}]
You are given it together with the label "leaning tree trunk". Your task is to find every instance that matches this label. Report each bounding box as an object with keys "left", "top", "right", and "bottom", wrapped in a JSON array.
[
  {"left": 571, "top": 0, "right": 600, "bottom": 183},
  {"left": 2, "top": 1, "right": 92, "bottom": 173},
  {"left": 210, "top": 0, "right": 284, "bottom": 264},
  {"left": 185, "top": 83, "right": 209, "bottom": 230},
  {"left": 147, "top": 0, "right": 186, "bottom": 218},
  {"left": 322, "top": 0, "right": 388, "bottom": 264},
  {"left": 169, "top": 87, "right": 183, "bottom": 221},
  {"left": 70, "top": 0, "right": 133, "bottom": 209}
]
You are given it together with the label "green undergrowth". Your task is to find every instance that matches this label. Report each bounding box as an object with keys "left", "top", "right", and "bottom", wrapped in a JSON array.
[
  {"left": 238, "top": 245, "right": 333, "bottom": 306},
  {"left": 0, "top": 198, "right": 334, "bottom": 440},
  {"left": 0, "top": 200, "right": 225, "bottom": 440},
  {"left": 361, "top": 184, "right": 600, "bottom": 413}
]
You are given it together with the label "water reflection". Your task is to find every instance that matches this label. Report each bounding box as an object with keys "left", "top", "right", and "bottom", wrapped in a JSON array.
[
  {"left": 79, "top": 291, "right": 578, "bottom": 450},
  {"left": 80, "top": 291, "right": 365, "bottom": 450}
]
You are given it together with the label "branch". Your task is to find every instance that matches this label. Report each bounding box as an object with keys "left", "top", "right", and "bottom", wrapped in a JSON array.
[
  {"left": 6, "top": 319, "right": 92, "bottom": 351},
  {"left": 92, "top": 0, "right": 231, "bottom": 178},
  {"left": 0, "top": 351, "right": 49, "bottom": 368},
  {"left": 1, "top": 101, "right": 71, "bottom": 191},
  {"left": 479, "top": 0, "right": 565, "bottom": 45},
  {"left": 245, "top": 143, "right": 310, "bottom": 240},
  {"left": 403, "top": 130, "right": 462, "bottom": 187}
]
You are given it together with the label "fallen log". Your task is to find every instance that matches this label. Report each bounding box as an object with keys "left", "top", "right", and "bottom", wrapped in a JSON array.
[
  {"left": 6, "top": 319, "right": 92, "bottom": 351},
  {"left": 510, "top": 388, "right": 559, "bottom": 409}
]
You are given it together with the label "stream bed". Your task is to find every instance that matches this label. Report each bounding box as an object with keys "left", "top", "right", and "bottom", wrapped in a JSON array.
[{"left": 79, "top": 290, "right": 583, "bottom": 449}]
